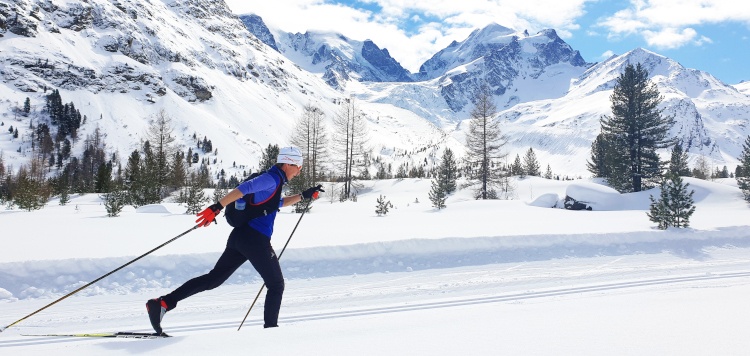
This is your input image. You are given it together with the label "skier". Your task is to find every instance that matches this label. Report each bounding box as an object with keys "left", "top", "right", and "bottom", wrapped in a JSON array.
[{"left": 146, "top": 146, "right": 324, "bottom": 334}]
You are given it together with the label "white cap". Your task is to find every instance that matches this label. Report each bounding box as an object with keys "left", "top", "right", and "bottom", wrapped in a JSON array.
[{"left": 277, "top": 146, "right": 303, "bottom": 166}]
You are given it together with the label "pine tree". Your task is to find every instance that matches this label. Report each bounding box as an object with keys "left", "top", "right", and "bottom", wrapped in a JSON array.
[
  {"left": 23, "top": 97, "right": 31, "bottom": 116},
  {"left": 438, "top": 148, "right": 458, "bottom": 194},
  {"left": 185, "top": 173, "right": 208, "bottom": 214},
  {"left": 259, "top": 144, "right": 279, "bottom": 172},
  {"left": 94, "top": 162, "right": 113, "bottom": 193},
  {"left": 647, "top": 174, "right": 696, "bottom": 229},
  {"left": 523, "top": 147, "right": 541, "bottom": 176},
  {"left": 511, "top": 154, "right": 523, "bottom": 177},
  {"left": 124, "top": 149, "right": 143, "bottom": 206},
  {"left": 428, "top": 178, "right": 447, "bottom": 209},
  {"left": 668, "top": 142, "right": 691, "bottom": 177},
  {"left": 544, "top": 164, "right": 553, "bottom": 179},
  {"left": 103, "top": 189, "right": 127, "bottom": 217},
  {"left": 647, "top": 182, "right": 670, "bottom": 230},
  {"left": 596, "top": 63, "right": 675, "bottom": 192},
  {"left": 666, "top": 175, "right": 696, "bottom": 228},
  {"left": 212, "top": 186, "right": 227, "bottom": 204},
  {"left": 375, "top": 194, "right": 393, "bottom": 216},
  {"left": 736, "top": 135, "right": 750, "bottom": 202}
]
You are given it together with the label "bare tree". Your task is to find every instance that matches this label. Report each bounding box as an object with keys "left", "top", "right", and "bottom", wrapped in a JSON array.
[
  {"left": 332, "top": 97, "right": 368, "bottom": 200},
  {"left": 464, "top": 84, "right": 508, "bottom": 199},
  {"left": 289, "top": 104, "right": 330, "bottom": 211},
  {"left": 291, "top": 104, "right": 329, "bottom": 184}
]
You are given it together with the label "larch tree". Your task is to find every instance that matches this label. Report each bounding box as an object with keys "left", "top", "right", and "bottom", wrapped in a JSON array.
[
  {"left": 290, "top": 104, "right": 329, "bottom": 212},
  {"left": 464, "top": 84, "right": 508, "bottom": 199},
  {"left": 332, "top": 97, "right": 368, "bottom": 201}
]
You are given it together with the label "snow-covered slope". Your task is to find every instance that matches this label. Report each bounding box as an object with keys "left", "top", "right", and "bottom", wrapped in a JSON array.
[
  {"left": 0, "top": 0, "right": 451, "bottom": 180},
  {"left": 735, "top": 80, "right": 750, "bottom": 95},
  {"left": 495, "top": 48, "right": 750, "bottom": 173}
]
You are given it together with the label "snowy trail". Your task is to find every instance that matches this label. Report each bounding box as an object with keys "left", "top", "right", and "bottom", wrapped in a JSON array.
[{"left": 2, "top": 247, "right": 750, "bottom": 354}]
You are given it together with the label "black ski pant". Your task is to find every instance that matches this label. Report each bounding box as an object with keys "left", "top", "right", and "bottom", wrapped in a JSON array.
[{"left": 161, "top": 224, "right": 285, "bottom": 327}]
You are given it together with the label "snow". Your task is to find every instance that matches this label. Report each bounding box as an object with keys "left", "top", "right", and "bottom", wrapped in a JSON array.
[{"left": 1, "top": 177, "right": 750, "bottom": 354}]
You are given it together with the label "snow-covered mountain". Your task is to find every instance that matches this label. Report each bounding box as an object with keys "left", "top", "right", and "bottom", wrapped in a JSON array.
[
  {"left": 736, "top": 81, "right": 750, "bottom": 95},
  {"left": 247, "top": 18, "right": 413, "bottom": 90},
  {"left": 492, "top": 48, "right": 750, "bottom": 172},
  {"left": 1, "top": 0, "right": 749, "bottom": 181},
  {"left": 0, "top": 0, "right": 453, "bottom": 182},
  {"left": 248, "top": 15, "right": 750, "bottom": 173}
]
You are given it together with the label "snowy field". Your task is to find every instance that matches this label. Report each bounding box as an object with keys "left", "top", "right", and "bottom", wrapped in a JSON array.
[{"left": 1, "top": 177, "right": 750, "bottom": 355}]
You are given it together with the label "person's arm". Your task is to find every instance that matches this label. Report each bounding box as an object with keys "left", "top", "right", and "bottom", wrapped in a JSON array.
[
  {"left": 218, "top": 188, "right": 244, "bottom": 208},
  {"left": 281, "top": 194, "right": 303, "bottom": 207}
]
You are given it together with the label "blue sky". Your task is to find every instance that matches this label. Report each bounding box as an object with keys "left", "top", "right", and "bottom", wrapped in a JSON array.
[{"left": 225, "top": 0, "right": 750, "bottom": 85}]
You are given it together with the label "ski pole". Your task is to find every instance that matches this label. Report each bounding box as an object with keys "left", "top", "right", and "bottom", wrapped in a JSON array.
[
  {"left": 0, "top": 223, "right": 202, "bottom": 333},
  {"left": 237, "top": 199, "right": 312, "bottom": 331}
]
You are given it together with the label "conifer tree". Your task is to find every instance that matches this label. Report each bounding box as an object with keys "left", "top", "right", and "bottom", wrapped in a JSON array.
[
  {"left": 428, "top": 178, "right": 447, "bottom": 209},
  {"left": 213, "top": 186, "right": 227, "bottom": 204},
  {"left": 511, "top": 154, "right": 523, "bottom": 177},
  {"left": 332, "top": 98, "right": 369, "bottom": 200},
  {"left": 13, "top": 164, "right": 48, "bottom": 211},
  {"left": 94, "top": 162, "right": 113, "bottom": 193},
  {"left": 290, "top": 105, "right": 329, "bottom": 212},
  {"left": 170, "top": 151, "right": 187, "bottom": 191},
  {"left": 647, "top": 183, "right": 670, "bottom": 230},
  {"left": 736, "top": 135, "right": 750, "bottom": 202},
  {"left": 375, "top": 194, "right": 393, "bottom": 216},
  {"left": 647, "top": 174, "right": 696, "bottom": 229},
  {"left": 259, "top": 144, "right": 279, "bottom": 172},
  {"left": 666, "top": 175, "right": 696, "bottom": 228},
  {"left": 464, "top": 83, "right": 507, "bottom": 199},
  {"left": 523, "top": 147, "right": 541, "bottom": 176},
  {"left": 184, "top": 173, "right": 208, "bottom": 214},
  {"left": 544, "top": 164, "right": 553, "bottom": 179},
  {"left": 23, "top": 97, "right": 31, "bottom": 116},
  {"left": 146, "top": 110, "right": 176, "bottom": 198},
  {"left": 103, "top": 188, "right": 127, "bottom": 217},
  {"left": 438, "top": 148, "right": 458, "bottom": 194},
  {"left": 595, "top": 63, "right": 674, "bottom": 192},
  {"left": 668, "top": 142, "right": 691, "bottom": 177}
]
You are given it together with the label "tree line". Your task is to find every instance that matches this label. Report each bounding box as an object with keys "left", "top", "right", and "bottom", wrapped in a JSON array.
[{"left": 2, "top": 64, "right": 749, "bottom": 223}]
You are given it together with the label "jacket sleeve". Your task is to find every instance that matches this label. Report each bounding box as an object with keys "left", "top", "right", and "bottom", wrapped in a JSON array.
[{"left": 236, "top": 173, "right": 277, "bottom": 196}]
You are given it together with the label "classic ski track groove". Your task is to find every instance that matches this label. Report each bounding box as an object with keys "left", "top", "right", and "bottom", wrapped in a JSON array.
[{"left": 2, "top": 270, "right": 748, "bottom": 348}]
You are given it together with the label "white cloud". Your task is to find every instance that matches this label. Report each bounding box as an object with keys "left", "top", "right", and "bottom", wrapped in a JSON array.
[
  {"left": 598, "top": 0, "right": 750, "bottom": 49},
  {"left": 600, "top": 50, "right": 615, "bottom": 60},
  {"left": 643, "top": 28, "right": 697, "bottom": 49}
]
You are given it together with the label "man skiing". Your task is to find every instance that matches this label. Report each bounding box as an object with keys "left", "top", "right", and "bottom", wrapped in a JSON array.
[{"left": 146, "top": 146, "right": 324, "bottom": 334}]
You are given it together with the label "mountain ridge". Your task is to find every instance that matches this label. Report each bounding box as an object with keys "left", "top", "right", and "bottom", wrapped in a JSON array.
[{"left": 0, "top": 1, "right": 748, "bottom": 182}]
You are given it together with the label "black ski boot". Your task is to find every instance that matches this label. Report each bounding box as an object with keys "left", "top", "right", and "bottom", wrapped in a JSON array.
[{"left": 146, "top": 298, "right": 169, "bottom": 334}]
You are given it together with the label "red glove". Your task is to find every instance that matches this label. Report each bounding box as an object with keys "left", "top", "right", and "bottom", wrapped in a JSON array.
[{"left": 196, "top": 203, "right": 223, "bottom": 227}]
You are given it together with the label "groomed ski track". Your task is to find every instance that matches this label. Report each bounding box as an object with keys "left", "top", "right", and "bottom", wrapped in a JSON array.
[{"left": 1, "top": 247, "right": 749, "bottom": 353}]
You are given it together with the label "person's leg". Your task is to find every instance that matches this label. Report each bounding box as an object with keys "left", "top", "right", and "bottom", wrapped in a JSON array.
[
  {"left": 160, "top": 244, "right": 246, "bottom": 308},
  {"left": 148, "top": 229, "right": 247, "bottom": 333},
  {"left": 235, "top": 230, "right": 285, "bottom": 328}
]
